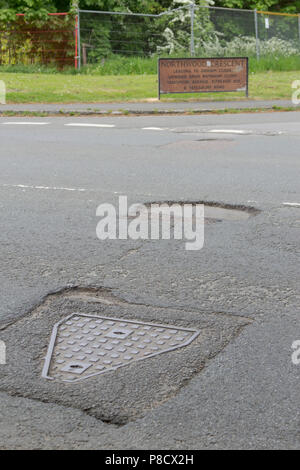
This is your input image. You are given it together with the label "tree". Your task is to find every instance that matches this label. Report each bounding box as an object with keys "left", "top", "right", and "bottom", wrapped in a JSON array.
[
  {"left": 213, "top": 0, "right": 300, "bottom": 13},
  {"left": 0, "top": 0, "right": 76, "bottom": 67}
]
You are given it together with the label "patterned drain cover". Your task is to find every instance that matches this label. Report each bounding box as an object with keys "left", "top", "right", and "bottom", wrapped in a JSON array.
[{"left": 42, "top": 314, "right": 200, "bottom": 382}]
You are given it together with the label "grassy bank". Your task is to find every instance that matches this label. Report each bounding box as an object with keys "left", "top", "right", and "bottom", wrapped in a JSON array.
[{"left": 0, "top": 70, "right": 297, "bottom": 103}]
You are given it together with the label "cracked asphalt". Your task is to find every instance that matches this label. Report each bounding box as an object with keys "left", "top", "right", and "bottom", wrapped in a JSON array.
[{"left": 0, "top": 112, "right": 299, "bottom": 449}]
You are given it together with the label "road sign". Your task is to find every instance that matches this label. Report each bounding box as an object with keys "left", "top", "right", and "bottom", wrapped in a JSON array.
[{"left": 158, "top": 57, "right": 248, "bottom": 99}]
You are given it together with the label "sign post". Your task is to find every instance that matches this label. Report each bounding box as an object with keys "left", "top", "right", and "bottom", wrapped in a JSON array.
[{"left": 158, "top": 57, "right": 249, "bottom": 99}]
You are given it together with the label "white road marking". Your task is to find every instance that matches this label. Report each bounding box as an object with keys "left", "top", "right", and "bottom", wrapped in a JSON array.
[
  {"left": 1, "top": 183, "right": 169, "bottom": 199},
  {"left": 2, "top": 184, "right": 87, "bottom": 192},
  {"left": 65, "top": 123, "right": 115, "bottom": 128},
  {"left": 208, "top": 129, "right": 249, "bottom": 134},
  {"left": 2, "top": 122, "right": 49, "bottom": 125},
  {"left": 142, "top": 127, "right": 165, "bottom": 131},
  {"left": 282, "top": 202, "right": 300, "bottom": 207}
]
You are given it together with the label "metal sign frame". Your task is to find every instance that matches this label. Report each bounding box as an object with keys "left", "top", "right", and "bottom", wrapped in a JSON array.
[{"left": 158, "top": 57, "right": 249, "bottom": 99}]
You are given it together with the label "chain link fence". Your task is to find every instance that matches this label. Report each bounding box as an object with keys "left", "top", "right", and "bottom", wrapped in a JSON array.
[
  {"left": 78, "top": 5, "right": 300, "bottom": 67},
  {"left": 0, "top": 6, "right": 299, "bottom": 68}
]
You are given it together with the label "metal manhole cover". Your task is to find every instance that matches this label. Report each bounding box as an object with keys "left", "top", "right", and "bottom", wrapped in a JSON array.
[{"left": 42, "top": 314, "right": 200, "bottom": 383}]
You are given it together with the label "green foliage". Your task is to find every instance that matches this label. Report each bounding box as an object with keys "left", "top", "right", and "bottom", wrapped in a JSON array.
[
  {"left": 0, "top": 1, "right": 56, "bottom": 19},
  {"left": 1, "top": 0, "right": 300, "bottom": 70},
  {"left": 0, "top": 0, "right": 299, "bottom": 16},
  {"left": 197, "top": 35, "right": 299, "bottom": 57},
  {"left": 0, "top": 13, "right": 75, "bottom": 66},
  {"left": 155, "top": 0, "right": 218, "bottom": 55},
  {"left": 213, "top": 0, "right": 300, "bottom": 13}
]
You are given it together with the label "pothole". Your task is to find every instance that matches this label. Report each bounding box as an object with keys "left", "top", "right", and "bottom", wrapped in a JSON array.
[
  {"left": 0, "top": 287, "right": 251, "bottom": 425},
  {"left": 124, "top": 201, "right": 259, "bottom": 225}
]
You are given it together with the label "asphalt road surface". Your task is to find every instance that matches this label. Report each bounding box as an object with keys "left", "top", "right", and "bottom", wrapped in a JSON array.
[{"left": 0, "top": 112, "right": 299, "bottom": 449}]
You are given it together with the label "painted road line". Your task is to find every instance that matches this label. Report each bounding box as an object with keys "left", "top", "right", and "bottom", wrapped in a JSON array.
[
  {"left": 2, "top": 121, "right": 49, "bottom": 125},
  {"left": 142, "top": 127, "right": 166, "bottom": 131},
  {"left": 1, "top": 183, "right": 169, "bottom": 199},
  {"left": 2, "top": 184, "right": 87, "bottom": 192},
  {"left": 208, "top": 129, "right": 249, "bottom": 134},
  {"left": 282, "top": 202, "right": 300, "bottom": 207},
  {"left": 65, "top": 123, "right": 115, "bottom": 128}
]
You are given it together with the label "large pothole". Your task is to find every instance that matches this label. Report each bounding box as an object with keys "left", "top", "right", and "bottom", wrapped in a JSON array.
[
  {"left": 125, "top": 201, "right": 259, "bottom": 226},
  {"left": 0, "top": 287, "right": 251, "bottom": 425}
]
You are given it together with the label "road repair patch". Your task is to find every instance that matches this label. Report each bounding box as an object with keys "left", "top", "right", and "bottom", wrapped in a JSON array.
[{"left": 0, "top": 287, "right": 251, "bottom": 424}]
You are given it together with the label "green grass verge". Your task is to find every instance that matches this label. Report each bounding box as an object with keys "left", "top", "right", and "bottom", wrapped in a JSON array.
[
  {"left": 0, "top": 70, "right": 298, "bottom": 103},
  {"left": 0, "top": 107, "right": 298, "bottom": 117},
  {"left": 80, "top": 55, "right": 300, "bottom": 75},
  {"left": 2, "top": 54, "right": 300, "bottom": 75}
]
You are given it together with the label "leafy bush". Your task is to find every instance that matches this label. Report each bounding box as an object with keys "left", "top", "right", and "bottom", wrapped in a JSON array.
[
  {"left": 197, "top": 36, "right": 299, "bottom": 57},
  {"left": 156, "top": 0, "right": 218, "bottom": 55},
  {"left": 0, "top": 14, "right": 75, "bottom": 67}
]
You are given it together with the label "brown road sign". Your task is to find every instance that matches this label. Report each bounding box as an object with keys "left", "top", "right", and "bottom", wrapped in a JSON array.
[{"left": 158, "top": 57, "right": 248, "bottom": 99}]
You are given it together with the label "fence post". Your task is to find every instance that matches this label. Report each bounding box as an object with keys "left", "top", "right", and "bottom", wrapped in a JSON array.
[
  {"left": 190, "top": 2, "right": 195, "bottom": 57},
  {"left": 75, "top": 14, "right": 78, "bottom": 69},
  {"left": 77, "top": 9, "right": 81, "bottom": 69},
  {"left": 298, "top": 14, "right": 300, "bottom": 50},
  {"left": 254, "top": 9, "right": 260, "bottom": 60}
]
